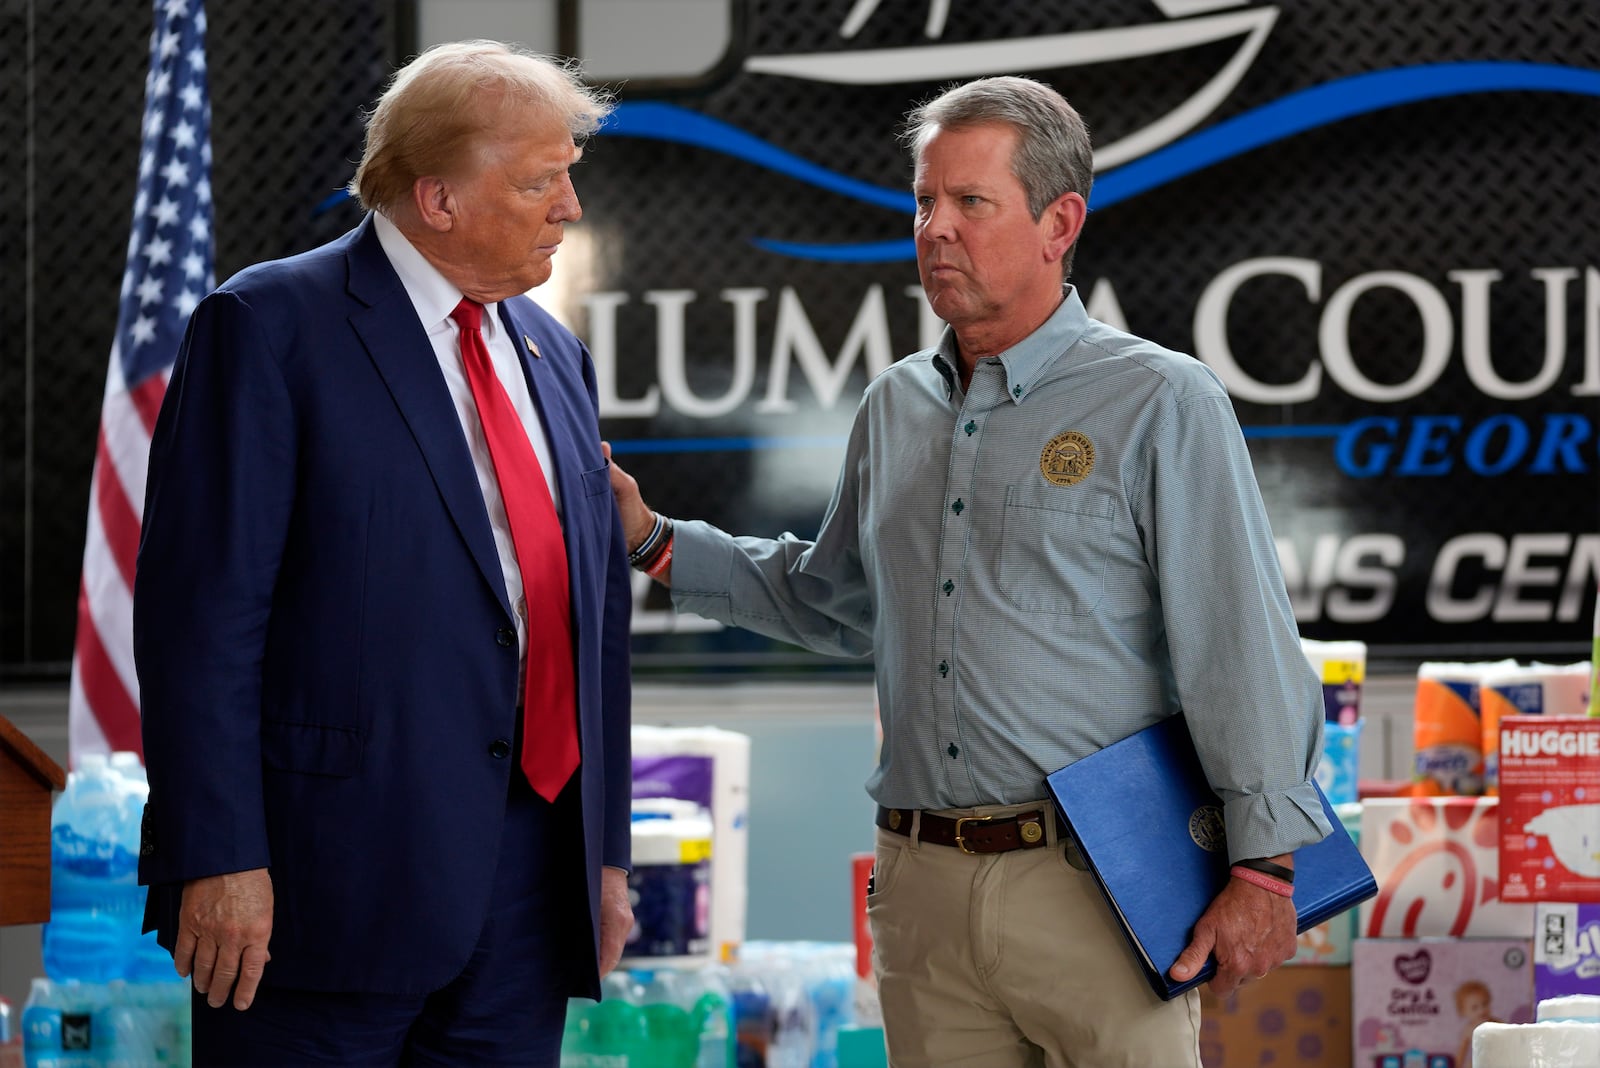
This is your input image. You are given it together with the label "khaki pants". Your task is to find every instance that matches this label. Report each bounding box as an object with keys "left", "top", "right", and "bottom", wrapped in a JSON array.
[{"left": 866, "top": 801, "right": 1202, "bottom": 1068}]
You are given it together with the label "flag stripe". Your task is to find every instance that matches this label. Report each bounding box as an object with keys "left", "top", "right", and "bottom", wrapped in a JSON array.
[
  {"left": 69, "top": 0, "right": 212, "bottom": 766},
  {"left": 93, "top": 430, "right": 142, "bottom": 593},
  {"left": 73, "top": 581, "right": 145, "bottom": 753}
]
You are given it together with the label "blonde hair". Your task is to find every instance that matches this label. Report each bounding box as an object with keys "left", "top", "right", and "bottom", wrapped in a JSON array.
[{"left": 349, "top": 40, "right": 614, "bottom": 213}]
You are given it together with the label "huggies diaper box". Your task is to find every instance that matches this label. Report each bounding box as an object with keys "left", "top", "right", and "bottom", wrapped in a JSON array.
[
  {"left": 1497, "top": 717, "right": 1600, "bottom": 903},
  {"left": 1353, "top": 938, "right": 1533, "bottom": 1068}
]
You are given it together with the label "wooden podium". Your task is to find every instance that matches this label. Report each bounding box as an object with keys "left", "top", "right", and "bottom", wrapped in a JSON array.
[{"left": 0, "top": 713, "right": 67, "bottom": 926}]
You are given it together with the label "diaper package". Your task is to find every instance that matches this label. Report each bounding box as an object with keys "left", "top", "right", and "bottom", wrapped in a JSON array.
[{"left": 1498, "top": 717, "right": 1600, "bottom": 903}]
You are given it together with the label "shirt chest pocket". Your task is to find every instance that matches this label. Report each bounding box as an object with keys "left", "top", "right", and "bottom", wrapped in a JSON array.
[{"left": 998, "top": 486, "right": 1113, "bottom": 615}]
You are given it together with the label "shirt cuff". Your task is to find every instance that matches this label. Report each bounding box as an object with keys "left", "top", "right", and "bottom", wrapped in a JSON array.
[
  {"left": 668, "top": 519, "right": 739, "bottom": 622},
  {"left": 1223, "top": 781, "right": 1332, "bottom": 864}
]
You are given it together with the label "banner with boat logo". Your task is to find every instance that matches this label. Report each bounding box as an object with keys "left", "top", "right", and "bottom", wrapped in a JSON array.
[{"left": 556, "top": 0, "right": 1600, "bottom": 666}]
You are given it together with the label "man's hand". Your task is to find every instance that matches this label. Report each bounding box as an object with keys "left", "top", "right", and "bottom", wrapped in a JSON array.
[
  {"left": 1168, "top": 870, "right": 1297, "bottom": 998},
  {"left": 601, "top": 442, "right": 656, "bottom": 552},
  {"left": 597, "top": 865, "right": 634, "bottom": 976},
  {"left": 177, "top": 867, "right": 274, "bottom": 1010}
]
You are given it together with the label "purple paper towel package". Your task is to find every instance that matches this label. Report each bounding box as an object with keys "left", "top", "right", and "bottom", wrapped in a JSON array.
[{"left": 1534, "top": 901, "right": 1600, "bottom": 1001}]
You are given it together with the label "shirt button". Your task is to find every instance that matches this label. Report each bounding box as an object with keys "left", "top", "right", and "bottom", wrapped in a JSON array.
[
  {"left": 489, "top": 738, "right": 512, "bottom": 759},
  {"left": 495, "top": 627, "right": 515, "bottom": 647},
  {"left": 951, "top": 498, "right": 965, "bottom": 515},
  {"left": 964, "top": 421, "right": 977, "bottom": 436},
  {"left": 942, "top": 579, "right": 954, "bottom": 596},
  {"left": 938, "top": 660, "right": 949, "bottom": 678},
  {"left": 515, "top": 597, "right": 527, "bottom": 619},
  {"left": 1013, "top": 384, "right": 1023, "bottom": 398},
  {"left": 947, "top": 743, "right": 960, "bottom": 759}
]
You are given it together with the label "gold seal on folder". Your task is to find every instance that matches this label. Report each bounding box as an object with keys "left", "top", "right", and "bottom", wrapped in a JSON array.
[{"left": 1187, "top": 805, "right": 1227, "bottom": 852}]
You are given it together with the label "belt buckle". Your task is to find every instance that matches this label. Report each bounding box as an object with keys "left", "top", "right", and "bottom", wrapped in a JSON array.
[{"left": 954, "top": 814, "right": 999, "bottom": 855}]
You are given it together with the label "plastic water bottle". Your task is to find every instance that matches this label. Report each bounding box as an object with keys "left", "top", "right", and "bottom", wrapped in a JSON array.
[
  {"left": 107, "top": 753, "right": 174, "bottom": 984},
  {"left": 43, "top": 755, "right": 141, "bottom": 983},
  {"left": 685, "top": 964, "right": 735, "bottom": 1068}
]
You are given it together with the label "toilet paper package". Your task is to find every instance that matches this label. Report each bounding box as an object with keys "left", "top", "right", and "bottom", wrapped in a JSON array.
[
  {"left": 1498, "top": 717, "right": 1600, "bottom": 903},
  {"left": 1353, "top": 937, "right": 1533, "bottom": 1068},
  {"left": 631, "top": 726, "right": 752, "bottom": 961},
  {"left": 1480, "top": 662, "right": 1593, "bottom": 794},
  {"left": 1533, "top": 902, "right": 1600, "bottom": 1002},
  {"left": 1411, "top": 660, "right": 1517, "bottom": 797},
  {"left": 1470, "top": 1020, "right": 1600, "bottom": 1067},
  {"left": 1302, "top": 638, "right": 1367, "bottom": 724}
]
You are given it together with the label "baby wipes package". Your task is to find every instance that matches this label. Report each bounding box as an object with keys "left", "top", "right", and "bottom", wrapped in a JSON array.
[{"left": 1498, "top": 717, "right": 1600, "bottom": 903}]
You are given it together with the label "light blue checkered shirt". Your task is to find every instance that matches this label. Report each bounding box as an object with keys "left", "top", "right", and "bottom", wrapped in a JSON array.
[{"left": 671, "top": 287, "right": 1330, "bottom": 861}]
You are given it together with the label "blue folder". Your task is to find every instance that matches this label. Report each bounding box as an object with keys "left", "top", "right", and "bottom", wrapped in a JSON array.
[{"left": 1043, "top": 714, "right": 1377, "bottom": 1000}]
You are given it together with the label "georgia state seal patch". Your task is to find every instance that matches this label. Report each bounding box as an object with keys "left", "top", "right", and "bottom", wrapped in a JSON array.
[{"left": 1040, "top": 431, "right": 1095, "bottom": 486}]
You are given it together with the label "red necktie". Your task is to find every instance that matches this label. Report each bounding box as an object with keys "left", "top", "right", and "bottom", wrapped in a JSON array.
[{"left": 451, "top": 298, "right": 579, "bottom": 802}]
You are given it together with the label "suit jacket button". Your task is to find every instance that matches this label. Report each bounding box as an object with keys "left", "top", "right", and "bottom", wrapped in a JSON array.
[
  {"left": 495, "top": 627, "right": 515, "bottom": 647},
  {"left": 489, "top": 739, "right": 512, "bottom": 759}
]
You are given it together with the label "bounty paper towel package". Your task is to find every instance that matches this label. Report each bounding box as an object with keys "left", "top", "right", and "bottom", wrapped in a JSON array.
[
  {"left": 1533, "top": 902, "right": 1600, "bottom": 1001},
  {"left": 1411, "top": 660, "right": 1516, "bottom": 797},
  {"left": 1498, "top": 717, "right": 1600, "bottom": 903},
  {"left": 1353, "top": 938, "right": 1533, "bottom": 1068},
  {"left": 1480, "top": 662, "right": 1592, "bottom": 794}
]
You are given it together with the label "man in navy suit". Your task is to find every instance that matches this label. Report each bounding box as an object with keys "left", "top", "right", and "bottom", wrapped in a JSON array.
[{"left": 134, "top": 40, "right": 634, "bottom": 1064}]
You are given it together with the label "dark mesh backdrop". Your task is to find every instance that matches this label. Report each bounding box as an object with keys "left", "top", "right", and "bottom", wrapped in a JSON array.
[
  {"left": 1, "top": 1, "right": 402, "bottom": 675},
  {"left": 578, "top": 0, "right": 1600, "bottom": 667}
]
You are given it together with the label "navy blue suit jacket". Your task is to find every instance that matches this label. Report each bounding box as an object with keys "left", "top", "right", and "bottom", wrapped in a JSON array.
[{"left": 133, "top": 216, "right": 632, "bottom": 997}]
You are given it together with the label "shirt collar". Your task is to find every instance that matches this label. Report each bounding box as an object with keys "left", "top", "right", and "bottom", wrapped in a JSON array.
[
  {"left": 373, "top": 211, "right": 502, "bottom": 340},
  {"left": 931, "top": 285, "right": 1091, "bottom": 403}
]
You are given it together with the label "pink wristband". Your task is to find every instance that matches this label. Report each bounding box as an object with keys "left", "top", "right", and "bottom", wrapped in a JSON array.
[
  {"left": 644, "top": 536, "right": 674, "bottom": 579},
  {"left": 1231, "top": 865, "right": 1295, "bottom": 898}
]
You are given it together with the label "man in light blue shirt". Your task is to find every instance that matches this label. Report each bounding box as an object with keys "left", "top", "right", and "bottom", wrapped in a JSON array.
[{"left": 610, "top": 76, "right": 1328, "bottom": 1067}]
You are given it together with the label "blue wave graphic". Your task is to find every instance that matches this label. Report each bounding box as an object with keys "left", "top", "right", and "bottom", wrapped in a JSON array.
[{"left": 602, "top": 62, "right": 1600, "bottom": 262}]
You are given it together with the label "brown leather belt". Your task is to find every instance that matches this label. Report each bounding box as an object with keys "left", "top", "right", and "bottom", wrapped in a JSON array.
[{"left": 876, "top": 805, "right": 1051, "bottom": 854}]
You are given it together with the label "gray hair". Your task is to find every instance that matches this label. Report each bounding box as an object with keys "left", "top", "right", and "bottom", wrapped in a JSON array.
[
  {"left": 350, "top": 40, "right": 614, "bottom": 214},
  {"left": 903, "top": 76, "right": 1093, "bottom": 272}
]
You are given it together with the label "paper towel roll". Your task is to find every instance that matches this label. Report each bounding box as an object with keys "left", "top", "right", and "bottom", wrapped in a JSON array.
[
  {"left": 1538, "top": 995, "right": 1600, "bottom": 1023},
  {"left": 1471, "top": 1020, "right": 1600, "bottom": 1067},
  {"left": 1480, "top": 661, "right": 1593, "bottom": 794},
  {"left": 632, "top": 725, "right": 751, "bottom": 962}
]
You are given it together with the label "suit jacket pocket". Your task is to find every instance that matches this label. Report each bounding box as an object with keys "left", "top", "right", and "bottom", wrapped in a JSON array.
[
  {"left": 582, "top": 463, "right": 611, "bottom": 497},
  {"left": 261, "top": 720, "right": 363, "bottom": 778}
]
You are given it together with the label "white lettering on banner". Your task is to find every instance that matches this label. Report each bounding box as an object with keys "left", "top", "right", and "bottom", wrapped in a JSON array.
[
  {"left": 1501, "top": 728, "right": 1600, "bottom": 758},
  {"left": 1427, "top": 532, "right": 1600, "bottom": 623},
  {"left": 587, "top": 260, "right": 1600, "bottom": 419},
  {"left": 759, "top": 285, "right": 892, "bottom": 413},
  {"left": 1277, "top": 533, "right": 1403, "bottom": 623},
  {"left": 1192, "top": 258, "right": 1600, "bottom": 404}
]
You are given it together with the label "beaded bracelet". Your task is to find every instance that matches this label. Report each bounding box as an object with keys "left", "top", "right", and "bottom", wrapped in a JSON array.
[
  {"left": 1230, "top": 865, "right": 1295, "bottom": 898},
  {"left": 1233, "top": 857, "right": 1295, "bottom": 884}
]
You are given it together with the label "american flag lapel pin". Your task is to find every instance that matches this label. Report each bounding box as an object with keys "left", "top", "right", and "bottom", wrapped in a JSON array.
[{"left": 524, "top": 335, "right": 541, "bottom": 358}]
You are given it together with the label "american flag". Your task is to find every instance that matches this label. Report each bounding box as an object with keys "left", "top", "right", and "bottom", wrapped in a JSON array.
[{"left": 69, "top": 0, "right": 213, "bottom": 763}]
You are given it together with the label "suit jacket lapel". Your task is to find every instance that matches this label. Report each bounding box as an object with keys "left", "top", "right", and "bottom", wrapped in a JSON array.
[{"left": 345, "top": 217, "right": 512, "bottom": 617}]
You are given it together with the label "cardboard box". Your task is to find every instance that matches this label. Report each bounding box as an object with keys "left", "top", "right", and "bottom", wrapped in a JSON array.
[
  {"left": 1497, "top": 717, "right": 1600, "bottom": 903},
  {"left": 1533, "top": 901, "right": 1600, "bottom": 1001},
  {"left": 1291, "top": 802, "right": 1363, "bottom": 965},
  {"left": 1198, "top": 964, "right": 1351, "bottom": 1068},
  {"left": 1359, "top": 798, "right": 1535, "bottom": 938},
  {"left": 1353, "top": 938, "right": 1533, "bottom": 1068}
]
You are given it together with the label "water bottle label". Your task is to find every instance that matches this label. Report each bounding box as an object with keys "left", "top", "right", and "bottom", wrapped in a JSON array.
[{"left": 60, "top": 1012, "right": 92, "bottom": 1051}]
